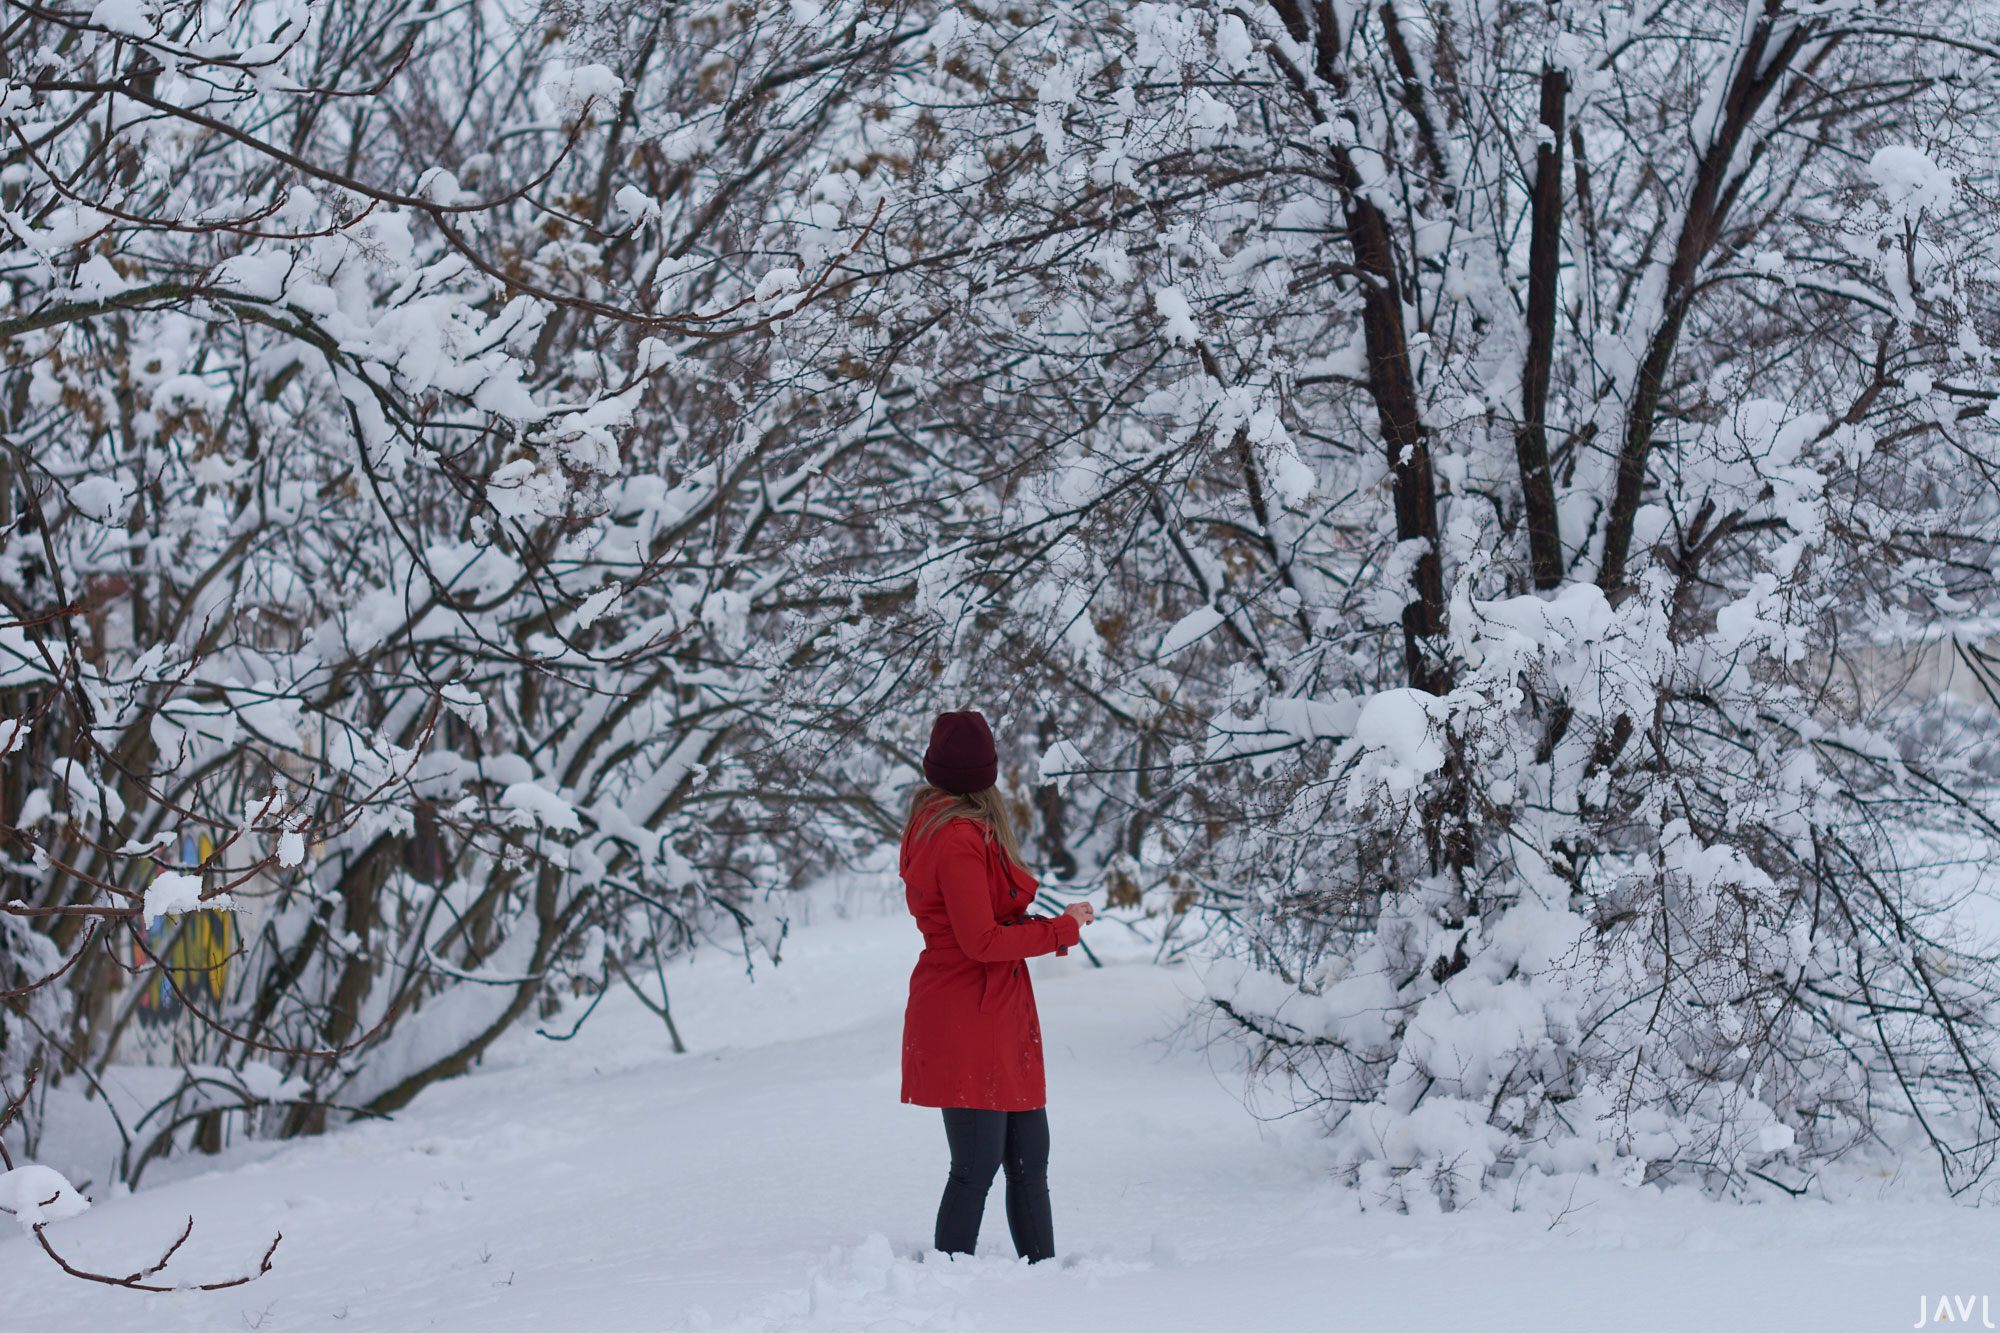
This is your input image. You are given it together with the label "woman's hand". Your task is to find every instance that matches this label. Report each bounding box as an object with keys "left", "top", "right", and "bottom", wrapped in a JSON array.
[{"left": 1062, "top": 902, "right": 1095, "bottom": 927}]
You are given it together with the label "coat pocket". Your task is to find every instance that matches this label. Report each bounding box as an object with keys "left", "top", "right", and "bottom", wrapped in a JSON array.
[{"left": 978, "top": 960, "right": 1015, "bottom": 1014}]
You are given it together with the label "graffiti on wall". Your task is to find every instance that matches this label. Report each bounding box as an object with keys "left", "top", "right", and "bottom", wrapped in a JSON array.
[{"left": 131, "top": 832, "right": 235, "bottom": 1029}]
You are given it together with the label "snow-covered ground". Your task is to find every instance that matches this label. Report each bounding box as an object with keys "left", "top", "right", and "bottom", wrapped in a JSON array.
[{"left": 8, "top": 895, "right": 2000, "bottom": 1332}]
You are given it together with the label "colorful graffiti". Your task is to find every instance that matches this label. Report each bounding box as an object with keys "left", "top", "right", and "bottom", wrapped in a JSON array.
[{"left": 131, "top": 833, "right": 235, "bottom": 1029}]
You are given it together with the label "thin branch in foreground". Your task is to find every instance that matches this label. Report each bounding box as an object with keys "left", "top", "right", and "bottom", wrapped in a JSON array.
[
  {"left": 0, "top": 1061, "right": 38, "bottom": 1169},
  {"left": 30, "top": 1216, "right": 281, "bottom": 1292}
]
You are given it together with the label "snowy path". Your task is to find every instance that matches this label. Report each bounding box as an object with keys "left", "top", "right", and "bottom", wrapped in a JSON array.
[{"left": 7, "top": 910, "right": 1999, "bottom": 1331}]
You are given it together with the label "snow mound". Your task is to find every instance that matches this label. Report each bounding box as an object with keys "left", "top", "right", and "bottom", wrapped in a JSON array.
[
  {"left": 1345, "top": 687, "right": 1449, "bottom": 805},
  {"left": 1157, "top": 604, "right": 1223, "bottom": 659},
  {"left": 500, "top": 781, "right": 582, "bottom": 834},
  {"left": 68, "top": 475, "right": 128, "bottom": 522},
  {"left": 0, "top": 1165, "right": 89, "bottom": 1231},
  {"left": 144, "top": 869, "right": 231, "bottom": 917},
  {"left": 536, "top": 63, "right": 623, "bottom": 124},
  {"left": 1037, "top": 738, "right": 1087, "bottom": 793},
  {"left": 1867, "top": 144, "right": 1954, "bottom": 215},
  {"left": 1153, "top": 286, "right": 1199, "bottom": 345}
]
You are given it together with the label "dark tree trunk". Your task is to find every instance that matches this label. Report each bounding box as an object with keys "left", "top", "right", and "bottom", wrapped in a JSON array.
[
  {"left": 1598, "top": 2, "right": 1816, "bottom": 594},
  {"left": 1516, "top": 63, "right": 1568, "bottom": 591}
]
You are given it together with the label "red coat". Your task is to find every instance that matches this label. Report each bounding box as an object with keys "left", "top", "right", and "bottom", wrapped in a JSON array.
[{"left": 900, "top": 815, "right": 1080, "bottom": 1111}]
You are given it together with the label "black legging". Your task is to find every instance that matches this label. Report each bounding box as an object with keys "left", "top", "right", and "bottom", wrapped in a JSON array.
[{"left": 934, "top": 1107, "right": 1053, "bottom": 1262}]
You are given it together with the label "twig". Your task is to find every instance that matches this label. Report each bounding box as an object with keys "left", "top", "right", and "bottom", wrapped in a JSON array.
[
  {"left": 0, "top": 1062, "right": 40, "bottom": 1170},
  {"left": 609, "top": 952, "right": 687, "bottom": 1053},
  {"left": 31, "top": 1217, "right": 281, "bottom": 1291}
]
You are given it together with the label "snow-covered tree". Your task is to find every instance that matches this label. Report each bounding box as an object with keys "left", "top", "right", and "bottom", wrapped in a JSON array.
[
  {"left": 0, "top": 0, "right": 913, "bottom": 1171},
  {"left": 776, "top": 0, "right": 2000, "bottom": 1199}
]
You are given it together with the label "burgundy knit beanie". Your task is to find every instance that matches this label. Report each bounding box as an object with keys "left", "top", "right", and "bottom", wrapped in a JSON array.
[{"left": 923, "top": 711, "right": 998, "bottom": 794}]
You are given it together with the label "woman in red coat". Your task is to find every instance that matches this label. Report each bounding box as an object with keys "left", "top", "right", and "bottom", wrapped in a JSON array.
[{"left": 901, "top": 710, "right": 1094, "bottom": 1262}]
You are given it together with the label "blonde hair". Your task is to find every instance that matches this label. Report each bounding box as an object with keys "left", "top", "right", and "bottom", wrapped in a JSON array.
[{"left": 905, "top": 783, "right": 1029, "bottom": 870}]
